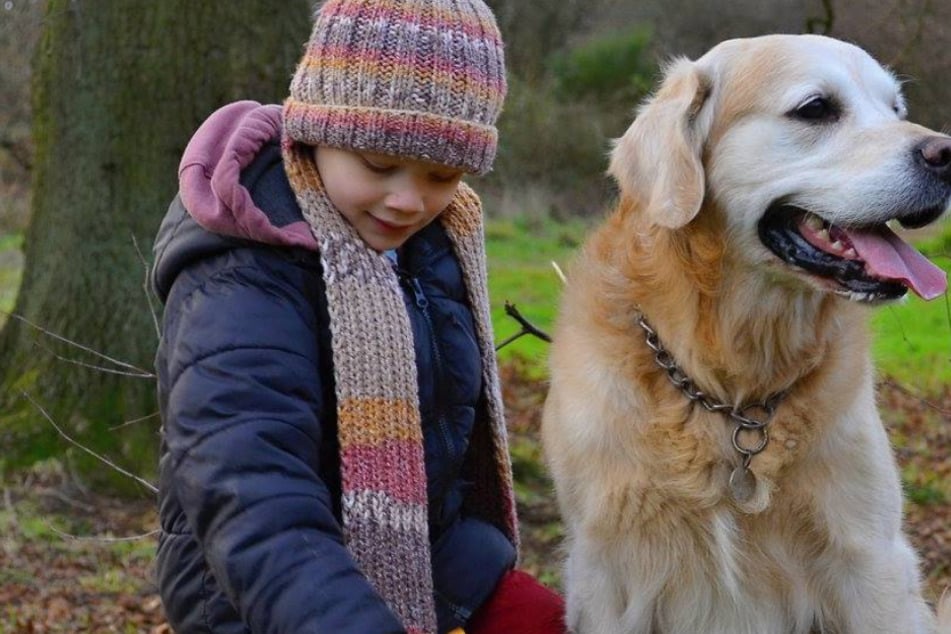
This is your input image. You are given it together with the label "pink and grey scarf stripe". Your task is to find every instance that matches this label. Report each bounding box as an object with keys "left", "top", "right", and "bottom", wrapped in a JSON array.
[{"left": 281, "top": 135, "right": 517, "bottom": 633}]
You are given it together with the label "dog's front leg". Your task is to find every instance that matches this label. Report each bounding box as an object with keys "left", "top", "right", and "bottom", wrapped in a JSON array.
[
  {"left": 563, "top": 535, "right": 665, "bottom": 634},
  {"left": 814, "top": 411, "right": 937, "bottom": 633},
  {"left": 820, "top": 534, "right": 936, "bottom": 634}
]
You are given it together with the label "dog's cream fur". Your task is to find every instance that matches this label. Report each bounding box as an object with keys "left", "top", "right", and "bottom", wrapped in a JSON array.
[{"left": 542, "top": 34, "right": 951, "bottom": 634}]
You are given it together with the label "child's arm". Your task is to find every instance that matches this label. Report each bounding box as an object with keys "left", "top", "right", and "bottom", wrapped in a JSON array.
[{"left": 160, "top": 247, "right": 406, "bottom": 633}]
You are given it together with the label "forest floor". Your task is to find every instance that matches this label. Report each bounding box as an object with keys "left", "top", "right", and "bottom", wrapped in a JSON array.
[{"left": 0, "top": 366, "right": 948, "bottom": 632}]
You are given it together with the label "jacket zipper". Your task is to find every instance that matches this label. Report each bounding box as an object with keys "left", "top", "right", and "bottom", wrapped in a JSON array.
[{"left": 396, "top": 268, "right": 456, "bottom": 465}]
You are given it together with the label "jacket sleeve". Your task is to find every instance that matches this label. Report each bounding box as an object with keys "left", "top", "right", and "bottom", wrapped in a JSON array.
[{"left": 160, "top": 246, "right": 406, "bottom": 634}]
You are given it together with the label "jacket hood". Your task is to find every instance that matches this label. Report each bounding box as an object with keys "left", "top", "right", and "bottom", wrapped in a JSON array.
[
  {"left": 178, "top": 101, "right": 316, "bottom": 250},
  {"left": 152, "top": 101, "right": 318, "bottom": 300}
]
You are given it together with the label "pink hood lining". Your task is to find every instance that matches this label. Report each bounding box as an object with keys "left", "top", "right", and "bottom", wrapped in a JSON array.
[{"left": 178, "top": 101, "right": 318, "bottom": 251}]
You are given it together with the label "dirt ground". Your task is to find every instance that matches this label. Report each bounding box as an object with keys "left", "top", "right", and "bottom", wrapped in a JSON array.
[{"left": 0, "top": 369, "right": 948, "bottom": 632}]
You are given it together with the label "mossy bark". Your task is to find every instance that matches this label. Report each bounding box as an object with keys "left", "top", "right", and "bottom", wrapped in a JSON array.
[{"left": 0, "top": 0, "right": 312, "bottom": 490}]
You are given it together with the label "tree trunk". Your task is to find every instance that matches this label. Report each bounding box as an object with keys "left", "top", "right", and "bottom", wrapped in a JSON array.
[{"left": 0, "top": 0, "right": 312, "bottom": 490}]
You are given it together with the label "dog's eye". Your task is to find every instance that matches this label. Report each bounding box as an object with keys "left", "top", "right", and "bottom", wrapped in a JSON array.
[{"left": 791, "top": 97, "right": 838, "bottom": 122}]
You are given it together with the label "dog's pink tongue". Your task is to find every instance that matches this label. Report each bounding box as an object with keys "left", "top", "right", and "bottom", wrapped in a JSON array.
[{"left": 846, "top": 226, "right": 947, "bottom": 299}]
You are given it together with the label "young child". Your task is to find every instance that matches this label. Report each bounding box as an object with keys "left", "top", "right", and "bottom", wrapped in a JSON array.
[{"left": 150, "top": 1, "right": 565, "bottom": 632}]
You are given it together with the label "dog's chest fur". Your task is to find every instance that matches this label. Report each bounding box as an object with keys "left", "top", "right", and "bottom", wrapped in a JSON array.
[{"left": 569, "top": 373, "right": 897, "bottom": 632}]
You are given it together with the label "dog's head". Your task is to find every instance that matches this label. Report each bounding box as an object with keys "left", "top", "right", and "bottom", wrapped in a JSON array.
[{"left": 610, "top": 34, "right": 951, "bottom": 303}]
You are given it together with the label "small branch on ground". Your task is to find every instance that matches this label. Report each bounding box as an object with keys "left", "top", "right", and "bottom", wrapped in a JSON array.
[{"left": 495, "top": 302, "right": 552, "bottom": 351}]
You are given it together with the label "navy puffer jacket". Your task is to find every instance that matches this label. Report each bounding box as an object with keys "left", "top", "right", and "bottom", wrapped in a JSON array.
[{"left": 151, "top": 103, "right": 515, "bottom": 633}]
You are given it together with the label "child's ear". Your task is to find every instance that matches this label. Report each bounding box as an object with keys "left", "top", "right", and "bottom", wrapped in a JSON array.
[{"left": 608, "top": 59, "right": 713, "bottom": 229}]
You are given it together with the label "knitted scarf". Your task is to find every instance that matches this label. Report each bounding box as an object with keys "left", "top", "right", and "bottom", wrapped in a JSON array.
[{"left": 282, "top": 137, "right": 519, "bottom": 634}]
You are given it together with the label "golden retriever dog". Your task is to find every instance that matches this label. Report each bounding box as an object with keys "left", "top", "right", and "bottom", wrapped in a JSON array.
[{"left": 542, "top": 34, "right": 951, "bottom": 634}]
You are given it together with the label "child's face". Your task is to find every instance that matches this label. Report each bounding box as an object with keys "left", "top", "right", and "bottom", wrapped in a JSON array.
[{"left": 315, "top": 147, "right": 465, "bottom": 251}]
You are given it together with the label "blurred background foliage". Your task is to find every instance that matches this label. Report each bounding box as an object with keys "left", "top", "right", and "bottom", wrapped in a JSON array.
[
  {"left": 2, "top": 0, "right": 950, "bottom": 229},
  {"left": 482, "top": 0, "right": 950, "bottom": 218}
]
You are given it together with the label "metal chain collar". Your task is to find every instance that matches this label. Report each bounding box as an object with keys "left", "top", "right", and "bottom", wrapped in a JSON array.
[{"left": 637, "top": 315, "right": 785, "bottom": 470}]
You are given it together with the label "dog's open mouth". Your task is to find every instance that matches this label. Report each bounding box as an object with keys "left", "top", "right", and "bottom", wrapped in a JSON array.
[{"left": 758, "top": 203, "right": 947, "bottom": 302}]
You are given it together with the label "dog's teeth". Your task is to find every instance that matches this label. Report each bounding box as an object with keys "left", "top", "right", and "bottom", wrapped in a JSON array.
[
  {"left": 844, "top": 248, "right": 857, "bottom": 258},
  {"left": 818, "top": 228, "right": 830, "bottom": 242},
  {"left": 806, "top": 215, "right": 823, "bottom": 230},
  {"left": 830, "top": 240, "right": 844, "bottom": 252}
]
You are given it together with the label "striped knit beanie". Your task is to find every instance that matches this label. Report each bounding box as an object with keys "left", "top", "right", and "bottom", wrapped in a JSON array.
[
  {"left": 281, "top": 3, "right": 516, "bottom": 632},
  {"left": 283, "top": 0, "right": 507, "bottom": 175}
]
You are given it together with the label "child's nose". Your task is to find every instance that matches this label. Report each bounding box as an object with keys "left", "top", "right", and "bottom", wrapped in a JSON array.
[{"left": 385, "top": 185, "right": 426, "bottom": 214}]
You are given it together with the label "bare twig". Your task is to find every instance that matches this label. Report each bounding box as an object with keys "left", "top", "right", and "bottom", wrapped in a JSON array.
[
  {"left": 29, "top": 339, "right": 154, "bottom": 378},
  {"left": 3, "top": 311, "right": 153, "bottom": 376},
  {"left": 132, "top": 233, "right": 162, "bottom": 341},
  {"left": 882, "top": 305, "right": 912, "bottom": 347},
  {"left": 109, "top": 411, "right": 160, "bottom": 431},
  {"left": 495, "top": 302, "right": 552, "bottom": 351},
  {"left": 878, "top": 379, "right": 951, "bottom": 417},
  {"left": 21, "top": 391, "right": 158, "bottom": 494},
  {"left": 551, "top": 260, "right": 567, "bottom": 284},
  {"left": 46, "top": 523, "right": 160, "bottom": 544}
]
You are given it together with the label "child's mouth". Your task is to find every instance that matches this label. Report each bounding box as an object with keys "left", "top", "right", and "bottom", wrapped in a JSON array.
[{"left": 370, "top": 215, "right": 411, "bottom": 233}]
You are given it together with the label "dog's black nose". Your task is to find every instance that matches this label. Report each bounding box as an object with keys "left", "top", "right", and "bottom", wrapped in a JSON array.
[{"left": 916, "top": 136, "right": 951, "bottom": 183}]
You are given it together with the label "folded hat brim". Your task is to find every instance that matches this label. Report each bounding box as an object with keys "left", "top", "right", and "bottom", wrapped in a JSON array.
[{"left": 283, "top": 99, "right": 498, "bottom": 176}]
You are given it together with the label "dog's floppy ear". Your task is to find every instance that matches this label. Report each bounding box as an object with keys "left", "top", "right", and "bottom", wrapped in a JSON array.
[{"left": 609, "top": 58, "right": 712, "bottom": 228}]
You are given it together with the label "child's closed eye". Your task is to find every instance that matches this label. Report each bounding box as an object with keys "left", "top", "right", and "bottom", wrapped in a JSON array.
[
  {"left": 358, "top": 154, "right": 397, "bottom": 174},
  {"left": 428, "top": 169, "right": 463, "bottom": 184}
]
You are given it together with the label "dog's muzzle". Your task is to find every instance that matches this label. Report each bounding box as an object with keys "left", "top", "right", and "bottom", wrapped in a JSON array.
[{"left": 757, "top": 135, "right": 951, "bottom": 302}]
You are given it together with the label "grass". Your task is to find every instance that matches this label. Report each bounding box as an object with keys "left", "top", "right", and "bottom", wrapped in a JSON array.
[
  {"left": 871, "top": 227, "right": 951, "bottom": 390},
  {"left": 873, "top": 297, "right": 951, "bottom": 389}
]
